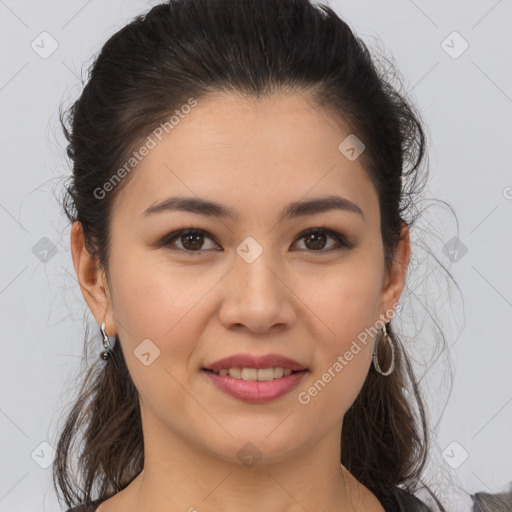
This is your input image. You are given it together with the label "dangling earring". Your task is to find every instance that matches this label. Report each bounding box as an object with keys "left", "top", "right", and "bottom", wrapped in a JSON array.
[
  {"left": 373, "top": 323, "right": 395, "bottom": 376},
  {"left": 100, "top": 321, "right": 114, "bottom": 361}
]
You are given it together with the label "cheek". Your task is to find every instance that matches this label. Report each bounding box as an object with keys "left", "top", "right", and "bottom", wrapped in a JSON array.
[
  {"left": 107, "top": 253, "right": 228, "bottom": 399},
  {"left": 108, "top": 258, "right": 213, "bottom": 418},
  {"left": 298, "top": 323, "right": 374, "bottom": 426},
  {"left": 293, "top": 255, "right": 383, "bottom": 338},
  {"left": 293, "top": 261, "right": 381, "bottom": 413},
  {"left": 109, "top": 246, "right": 220, "bottom": 339}
]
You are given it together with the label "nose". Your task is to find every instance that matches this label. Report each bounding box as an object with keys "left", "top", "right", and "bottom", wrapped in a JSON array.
[{"left": 218, "top": 252, "right": 297, "bottom": 334}]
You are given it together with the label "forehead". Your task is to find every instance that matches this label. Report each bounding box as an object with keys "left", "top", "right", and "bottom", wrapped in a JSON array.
[{"left": 112, "top": 92, "right": 379, "bottom": 225}]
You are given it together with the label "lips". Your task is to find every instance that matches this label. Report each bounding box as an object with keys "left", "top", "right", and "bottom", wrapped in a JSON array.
[
  {"left": 203, "top": 366, "right": 308, "bottom": 403},
  {"left": 202, "top": 353, "right": 308, "bottom": 372}
]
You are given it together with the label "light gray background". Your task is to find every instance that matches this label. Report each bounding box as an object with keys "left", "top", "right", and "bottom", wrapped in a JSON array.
[{"left": 0, "top": 0, "right": 511, "bottom": 511}]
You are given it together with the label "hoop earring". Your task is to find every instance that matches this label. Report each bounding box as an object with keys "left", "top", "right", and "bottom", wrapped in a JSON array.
[
  {"left": 373, "top": 323, "right": 395, "bottom": 376},
  {"left": 100, "top": 321, "right": 114, "bottom": 361}
]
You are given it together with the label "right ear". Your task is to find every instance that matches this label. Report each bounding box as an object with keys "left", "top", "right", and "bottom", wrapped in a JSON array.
[{"left": 70, "top": 221, "right": 117, "bottom": 337}]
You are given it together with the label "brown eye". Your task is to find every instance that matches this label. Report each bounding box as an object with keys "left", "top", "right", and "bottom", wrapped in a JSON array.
[
  {"left": 160, "top": 228, "right": 219, "bottom": 255},
  {"left": 157, "top": 226, "right": 354, "bottom": 257},
  {"left": 294, "top": 228, "right": 352, "bottom": 255},
  {"left": 303, "top": 231, "right": 328, "bottom": 250},
  {"left": 180, "top": 231, "right": 205, "bottom": 251}
]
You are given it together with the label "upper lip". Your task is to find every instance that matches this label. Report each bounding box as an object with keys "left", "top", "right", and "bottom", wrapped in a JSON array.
[{"left": 203, "top": 353, "right": 308, "bottom": 371}]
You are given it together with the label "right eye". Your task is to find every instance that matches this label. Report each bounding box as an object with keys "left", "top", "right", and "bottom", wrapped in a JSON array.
[{"left": 158, "top": 227, "right": 221, "bottom": 255}]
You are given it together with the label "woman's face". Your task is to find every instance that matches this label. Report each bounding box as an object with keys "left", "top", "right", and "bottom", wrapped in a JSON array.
[{"left": 73, "top": 92, "right": 409, "bottom": 466}]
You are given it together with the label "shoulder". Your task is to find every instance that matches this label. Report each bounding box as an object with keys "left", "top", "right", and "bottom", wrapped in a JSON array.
[
  {"left": 64, "top": 498, "right": 104, "bottom": 512},
  {"left": 384, "top": 485, "right": 438, "bottom": 512}
]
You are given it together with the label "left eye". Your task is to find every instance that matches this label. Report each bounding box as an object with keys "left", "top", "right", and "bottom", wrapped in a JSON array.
[{"left": 157, "top": 226, "right": 353, "bottom": 256}]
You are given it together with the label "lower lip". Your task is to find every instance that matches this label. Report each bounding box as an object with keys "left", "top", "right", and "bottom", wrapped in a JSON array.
[{"left": 202, "top": 369, "right": 308, "bottom": 403}]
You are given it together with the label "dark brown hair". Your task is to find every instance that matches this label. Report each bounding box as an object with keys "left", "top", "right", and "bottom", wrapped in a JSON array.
[{"left": 54, "top": 0, "right": 454, "bottom": 508}]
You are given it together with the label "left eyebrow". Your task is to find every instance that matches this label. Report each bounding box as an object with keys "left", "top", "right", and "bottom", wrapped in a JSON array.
[{"left": 142, "top": 194, "right": 365, "bottom": 222}]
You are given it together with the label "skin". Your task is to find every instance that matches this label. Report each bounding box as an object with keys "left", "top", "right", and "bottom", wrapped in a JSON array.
[{"left": 71, "top": 92, "right": 410, "bottom": 512}]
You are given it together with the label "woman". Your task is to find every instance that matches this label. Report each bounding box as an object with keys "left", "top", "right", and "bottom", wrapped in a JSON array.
[{"left": 54, "top": 0, "right": 452, "bottom": 510}]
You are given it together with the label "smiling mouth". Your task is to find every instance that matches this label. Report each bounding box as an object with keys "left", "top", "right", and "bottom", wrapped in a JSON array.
[
  {"left": 201, "top": 366, "right": 308, "bottom": 402},
  {"left": 202, "top": 367, "right": 307, "bottom": 381}
]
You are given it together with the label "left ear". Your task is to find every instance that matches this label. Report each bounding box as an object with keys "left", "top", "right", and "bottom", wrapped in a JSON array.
[{"left": 378, "top": 222, "right": 411, "bottom": 320}]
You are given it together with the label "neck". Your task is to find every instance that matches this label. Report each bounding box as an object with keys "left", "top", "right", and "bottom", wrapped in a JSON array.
[{"left": 98, "top": 410, "right": 384, "bottom": 512}]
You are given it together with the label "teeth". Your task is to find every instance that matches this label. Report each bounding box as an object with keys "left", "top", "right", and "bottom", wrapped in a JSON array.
[{"left": 211, "top": 367, "right": 296, "bottom": 380}]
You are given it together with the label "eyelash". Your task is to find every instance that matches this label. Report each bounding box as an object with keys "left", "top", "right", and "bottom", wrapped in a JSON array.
[{"left": 157, "top": 225, "right": 355, "bottom": 257}]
